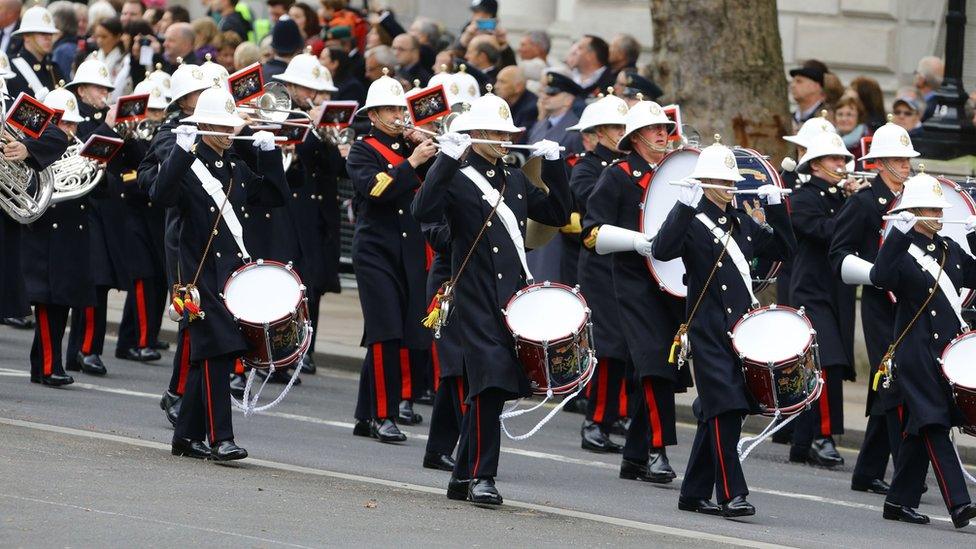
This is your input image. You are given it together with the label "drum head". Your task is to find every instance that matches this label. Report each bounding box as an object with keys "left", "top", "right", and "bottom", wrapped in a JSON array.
[
  {"left": 732, "top": 307, "right": 813, "bottom": 364},
  {"left": 882, "top": 177, "right": 976, "bottom": 304},
  {"left": 943, "top": 332, "right": 976, "bottom": 388},
  {"left": 732, "top": 148, "right": 785, "bottom": 292},
  {"left": 224, "top": 263, "right": 302, "bottom": 323},
  {"left": 505, "top": 284, "right": 587, "bottom": 343},
  {"left": 641, "top": 148, "right": 700, "bottom": 298}
]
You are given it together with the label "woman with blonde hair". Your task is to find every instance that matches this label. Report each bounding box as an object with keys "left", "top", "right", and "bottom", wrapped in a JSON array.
[
  {"left": 233, "top": 41, "right": 261, "bottom": 71},
  {"left": 191, "top": 17, "right": 218, "bottom": 62}
]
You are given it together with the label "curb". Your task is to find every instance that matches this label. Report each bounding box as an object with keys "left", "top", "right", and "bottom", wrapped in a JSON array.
[{"left": 110, "top": 320, "right": 976, "bottom": 466}]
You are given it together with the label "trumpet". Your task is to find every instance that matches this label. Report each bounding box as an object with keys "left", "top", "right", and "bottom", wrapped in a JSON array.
[{"left": 0, "top": 98, "right": 48, "bottom": 224}]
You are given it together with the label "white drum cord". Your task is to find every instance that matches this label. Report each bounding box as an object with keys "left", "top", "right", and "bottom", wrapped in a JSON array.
[
  {"left": 500, "top": 353, "right": 597, "bottom": 441},
  {"left": 737, "top": 376, "right": 824, "bottom": 461},
  {"left": 230, "top": 321, "right": 312, "bottom": 417},
  {"left": 951, "top": 430, "right": 976, "bottom": 484}
]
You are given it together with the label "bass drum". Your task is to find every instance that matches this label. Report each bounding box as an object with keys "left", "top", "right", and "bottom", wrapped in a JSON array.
[
  {"left": 639, "top": 148, "right": 700, "bottom": 298},
  {"left": 731, "top": 147, "right": 786, "bottom": 293},
  {"left": 881, "top": 175, "right": 976, "bottom": 306}
]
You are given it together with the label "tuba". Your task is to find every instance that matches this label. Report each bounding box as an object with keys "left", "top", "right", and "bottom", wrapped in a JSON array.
[
  {"left": 0, "top": 96, "right": 49, "bottom": 224},
  {"left": 42, "top": 139, "right": 103, "bottom": 204}
]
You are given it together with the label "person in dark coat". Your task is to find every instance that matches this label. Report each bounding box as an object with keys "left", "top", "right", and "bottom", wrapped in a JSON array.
[
  {"left": 787, "top": 132, "right": 858, "bottom": 467},
  {"left": 583, "top": 99, "right": 686, "bottom": 481},
  {"left": 570, "top": 94, "right": 629, "bottom": 454},
  {"left": 152, "top": 86, "right": 286, "bottom": 461},
  {"left": 871, "top": 174, "right": 976, "bottom": 529},
  {"left": 347, "top": 71, "right": 437, "bottom": 443},
  {"left": 419, "top": 220, "right": 465, "bottom": 472},
  {"left": 137, "top": 62, "right": 212, "bottom": 427},
  {"left": 63, "top": 59, "right": 129, "bottom": 377},
  {"left": 829, "top": 120, "right": 921, "bottom": 496},
  {"left": 271, "top": 53, "right": 346, "bottom": 374},
  {"left": 20, "top": 90, "right": 74, "bottom": 386},
  {"left": 115, "top": 80, "right": 169, "bottom": 362},
  {"left": 653, "top": 139, "right": 795, "bottom": 518},
  {"left": 262, "top": 18, "right": 303, "bottom": 82},
  {"left": 412, "top": 91, "right": 569, "bottom": 505}
]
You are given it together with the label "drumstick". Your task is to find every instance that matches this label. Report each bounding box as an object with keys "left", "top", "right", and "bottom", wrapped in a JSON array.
[
  {"left": 882, "top": 215, "right": 968, "bottom": 224},
  {"left": 669, "top": 180, "right": 793, "bottom": 195}
]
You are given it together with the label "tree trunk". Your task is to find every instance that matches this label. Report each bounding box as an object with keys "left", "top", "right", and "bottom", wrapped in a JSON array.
[{"left": 649, "top": 0, "right": 791, "bottom": 160}]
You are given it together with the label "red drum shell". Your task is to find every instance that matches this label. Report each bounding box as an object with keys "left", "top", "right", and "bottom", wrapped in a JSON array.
[{"left": 940, "top": 330, "right": 976, "bottom": 435}]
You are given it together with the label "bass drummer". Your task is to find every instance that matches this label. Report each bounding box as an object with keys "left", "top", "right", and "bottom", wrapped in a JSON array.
[
  {"left": 151, "top": 86, "right": 286, "bottom": 461},
  {"left": 652, "top": 138, "right": 795, "bottom": 518},
  {"left": 580, "top": 98, "right": 687, "bottom": 482},
  {"left": 787, "top": 131, "right": 857, "bottom": 468},
  {"left": 412, "top": 90, "right": 568, "bottom": 506},
  {"left": 871, "top": 172, "right": 976, "bottom": 528}
]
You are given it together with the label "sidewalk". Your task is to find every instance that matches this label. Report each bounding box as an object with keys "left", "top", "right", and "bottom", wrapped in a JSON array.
[{"left": 104, "top": 283, "right": 976, "bottom": 463}]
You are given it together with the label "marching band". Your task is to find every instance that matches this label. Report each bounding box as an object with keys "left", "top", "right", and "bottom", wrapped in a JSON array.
[{"left": 4, "top": 3, "right": 976, "bottom": 531}]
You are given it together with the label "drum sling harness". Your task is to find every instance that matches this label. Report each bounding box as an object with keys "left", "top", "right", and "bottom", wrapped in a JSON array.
[
  {"left": 11, "top": 57, "right": 50, "bottom": 100},
  {"left": 875, "top": 247, "right": 946, "bottom": 391},
  {"left": 421, "top": 168, "right": 508, "bottom": 338}
]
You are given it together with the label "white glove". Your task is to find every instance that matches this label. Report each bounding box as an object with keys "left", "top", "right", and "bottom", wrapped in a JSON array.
[
  {"left": 677, "top": 178, "right": 703, "bottom": 207},
  {"left": 437, "top": 131, "right": 471, "bottom": 160},
  {"left": 965, "top": 215, "right": 976, "bottom": 233},
  {"left": 174, "top": 124, "right": 197, "bottom": 152},
  {"left": 251, "top": 130, "right": 276, "bottom": 151},
  {"left": 891, "top": 211, "right": 917, "bottom": 234},
  {"left": 633, "top": 235, "right": 654, "bottom": 258},
  {"left": 757, "top": 184, "right": 782, "bottom": 206},
  {"left": 530, "top": 139, "right": 561, "bottom": 160}
]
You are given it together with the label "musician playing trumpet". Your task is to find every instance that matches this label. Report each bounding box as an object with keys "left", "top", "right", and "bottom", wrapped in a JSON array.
[
  {"left": 152, "top": 86, "right": 286, "bottom": 461},
  {"left": 652, "top": 137, "right": 795, "bottom": 519}
]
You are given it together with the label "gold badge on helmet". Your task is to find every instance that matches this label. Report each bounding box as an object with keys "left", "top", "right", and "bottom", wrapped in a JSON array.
[
  {"left": 725, "top": 153, "right": 736, "bottom": 169},
  {"left": 499, "top": 105, "right": 511, "bottom": 119},
  {"left": 312, "top": 66, "right": 321, "bottom": 78},
  {"left": 225, "top": 98, "right": 235, "bottom": 113},
  {"left": 99, "top": 66, "right": 109, "bottom": 77},
  {"left": 934, "top": 182, "right": 944, "bottom": 196},
  {"left": 649, "top": 103, "right": 661, "bottom": 115},
  {"left": 468, "top": 84, "right": 476, "bottom": 96},
  {"left": 391, "top": 83, "right": 402, "bottom": 95},
  {"left": 900, "top": 134, "right": 909, "bottom": 146},
  {"left": 66, "top": 98, "right": 76, "bottom": 110},
  {"left": 0, "top": 56, "right": 7, "bottom": 69},
  {"left": 192, "top": 68, "right": 203, "bottom": 80},
  {"left": 831, "top": 134, "right": 843, "bottom": 147},
  {"left": 617, "top": 103, "right": 627, "bottom": 115},
  {"left": 449, "top": 82, "right": 459, "bottom": 95},
  {"left": 151, "top": 89, "right": 161, "bottom": 97},
  {"left": 43, "top": 13, "right": 52, "bottom": 24}
]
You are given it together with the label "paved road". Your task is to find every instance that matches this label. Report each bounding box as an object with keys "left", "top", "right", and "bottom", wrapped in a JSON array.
[{"left": 2, "top": 326, "right": 976, "bottom": 547}]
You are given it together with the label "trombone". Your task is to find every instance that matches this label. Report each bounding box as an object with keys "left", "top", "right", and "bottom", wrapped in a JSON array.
[
  {"left": 238, "top": 82, "right": 313, "bottom": 128},
  {"left": 395, "top": 119, "right": 565, "bottom": 151}
]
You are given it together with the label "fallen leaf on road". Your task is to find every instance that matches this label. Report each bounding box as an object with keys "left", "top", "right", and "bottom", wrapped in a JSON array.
[{"left": 364, "top": 499, "right": 378, "bottom": 509}]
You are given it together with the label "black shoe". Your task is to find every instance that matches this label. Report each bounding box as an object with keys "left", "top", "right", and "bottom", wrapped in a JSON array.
[
  {"left": 610, "top": 417, "right": 631, "bottom": 436},
  {"left": 171, "top": 437, "right": 210, "bottom": 459},
  {"left": 468, "top": 478, "right": 503, "bottom": 505},
  {"left": 160, "top": 391, "right": 181, "bottom": 428},
  {"left": 648, "top": 447, "right": 677, "bottom": 480},
  {"left": 808, "top": 437, "right": 844, "bottom": 467},
  {"left": 883, "top": 502, "right": 930, "bottom": 524},
  {"left": 721, "top": 495, "right": 756, "bottom": 518},
  {"left": 300, "top": 355, "right": 316, "bottom": 375},
  {"left": 371, "top": 418, "right": 407, "bottom": 443},
  {"left": 678, "top": 496, "right": 722, "bottom": 516},
  {"left": 423, "top": 452, "right": 456, "bottom": 471},
  {"left": 581, "top": 421, "right": 622, "bottom": 453},
  {"left": 851, "top": 477, "right": 890, "bottom": 495},
  {"left": 115, "top": 347, "right": 161, "bottom": 362},
  {"left": 32, "top": 373, "right": 74, "bottom": 387},
  {"left": 415, "top": 389, "right": 436, "bottom": 406},
  {"left": 353, "top": 419, "right": 373, "bottom": 438},
  {"left": 151, "top": 340, "right": 171, "bottom": 351},
  {"left": 619, "top": 457, "right": 672, "bottom": 484},
  {"left": 211, "top": 440, "right": 248, "bottom": 461},
  {"left": 229, "top": 374, "right": 247, "bottom": 399},
  {"left": 2, "top": 316, "right": 33, "bottom": 329},
  {"left": 76, "top": 352, "right": 107, "bottom": 376},
  {"left": 447, "top": 477, "right": 470, "bottom": 501},
  {"left": 951, "top": 503, "right": 976, "bottom": 529},
  {"left": 398, "top": 401, "right": 423, "bottom": 425}
]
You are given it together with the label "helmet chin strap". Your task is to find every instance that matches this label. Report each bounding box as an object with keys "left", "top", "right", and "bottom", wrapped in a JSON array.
[
  {"left": 595, "top": 128, "right": 621, "bottom": 151},
  {"left": 881, "top": 158, "right": 910, "bottom": 183},
  {"left": 636, "top": 131, "right": 668, "bottom": 154},
  {"left": 477, "top": 130, "right": 507, "bottom": 158},
  {"left": 814, "top": 160, "right": 844, "bottom": 182}
]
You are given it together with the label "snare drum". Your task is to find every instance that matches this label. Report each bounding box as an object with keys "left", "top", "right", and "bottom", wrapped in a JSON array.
[
  {"left": 939, "top": 331, "right": 976, "bottom": 436},
  {"left": 732, "top": 147, "right": 786, "bottom": 292},
  {"left": 503, "top": 282, "right": 596, "bottom": 396},
  {"left": 223, "top": 260, "right": 312, "bottom": 369},
  {"left": 730, "top": 305, "right": 822, "bottom": 416}
]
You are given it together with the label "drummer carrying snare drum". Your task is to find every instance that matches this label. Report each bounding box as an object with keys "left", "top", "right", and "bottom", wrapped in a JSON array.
[
  {"left": 871, "top": 172, "right": 976, "bottom": 528},
  {"left": 652, "top": 137, "right": 795, "bottom": 518},
  {"left": 151, "top": 86, "right": 287, "bottom": 461},
  {"left": 412, "top": 90, "right": 570, "bottom": 506}
]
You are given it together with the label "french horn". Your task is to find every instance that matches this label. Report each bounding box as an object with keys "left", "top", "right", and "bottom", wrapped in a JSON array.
[
  {"left": 0, "top": 97, "right": 48, "bottom": 224},
  {"left": 42, "top": 139, "right": 104, "bottom": 205}
]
